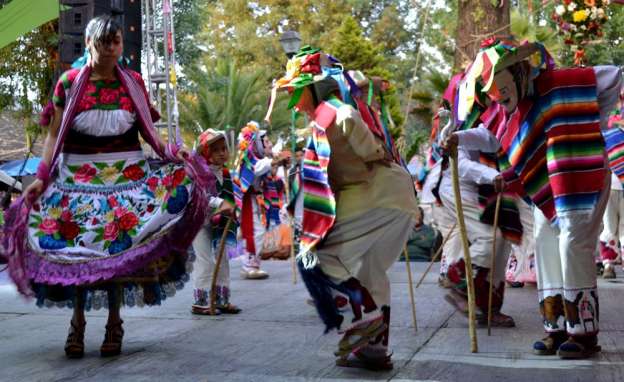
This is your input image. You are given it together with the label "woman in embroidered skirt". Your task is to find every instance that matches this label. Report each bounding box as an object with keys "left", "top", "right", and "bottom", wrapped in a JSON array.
[{"left": 1, "top": 16, "right": 213, "bottom": 358}]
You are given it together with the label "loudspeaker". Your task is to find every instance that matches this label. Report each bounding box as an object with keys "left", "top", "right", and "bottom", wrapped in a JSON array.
[{"left": 59, "top": 0, "right": 141, "bottom": 73}]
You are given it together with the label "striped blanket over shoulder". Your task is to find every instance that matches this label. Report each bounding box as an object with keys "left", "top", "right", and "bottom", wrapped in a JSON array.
[
  {"left": 298, "top": 97, "right": 341, "bottom": 264},
  {"left": 498, "top": 68, "right": 606, "bottom": 222}
]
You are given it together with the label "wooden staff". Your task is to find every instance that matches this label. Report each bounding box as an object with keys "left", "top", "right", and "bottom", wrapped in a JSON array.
[
  {"left": 403, "top": 246, "right": 418, "bottom": 331},
  {"left": 290, "top": 227, "right": 297, "bottom": 284},
  {"left": 415, "top": 223, "right": 457, "bottom": 289},
  {"left": 283, "top": 165, "right": 297, "bottom": 284},
  {"left": 210, "top": 217, "right": 234, "bottom": 315},
  {"left": 487, "top": 193, "right": 503, "bottom": 336},
  {"left": 450, "top": 146, "right": 478, "bottom": 353}
]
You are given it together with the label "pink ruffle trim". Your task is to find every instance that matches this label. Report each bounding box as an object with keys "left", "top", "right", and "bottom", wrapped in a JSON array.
[{"left": 1, "top": 152, "right": 216, "bottom": 297}]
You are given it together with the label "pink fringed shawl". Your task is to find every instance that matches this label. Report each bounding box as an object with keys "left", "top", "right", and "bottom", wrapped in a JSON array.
[{"left": 1, "top": 65, "right": 215, "bottom": 296}]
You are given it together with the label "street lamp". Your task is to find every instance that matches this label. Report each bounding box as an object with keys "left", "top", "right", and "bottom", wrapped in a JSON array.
[
  {"left": 279, "top": 30, "right": 301, "bottom": 58},
  {"left": 279, "top": 30, "right": 303, "bottom": 176}
]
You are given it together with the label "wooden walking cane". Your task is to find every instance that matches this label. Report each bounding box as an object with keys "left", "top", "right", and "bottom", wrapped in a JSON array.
[
  {"left": 487, "top": 193, "right": 503, "bottom": 336},
  {"left": 449, "top": 146, "right": 478, "bottom": 353},
  {"left": 210, "top": 217, "right": 234, "bottom": 315},
  {"left": 283, "top": 165, "right": 297, "bottom": 284},
  {"left": 403, "top": 247, "right": 418, "bottom": 331},
  {"left": 415, "top": 223, "right": 457, "bottom": 289}
]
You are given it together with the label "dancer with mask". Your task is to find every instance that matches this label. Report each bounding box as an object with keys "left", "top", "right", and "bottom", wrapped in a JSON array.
[
  {"left": 264, "top": 46, "right": 418, "bottom": 370},
  {"left": 449, "top": 37, "right": 622, "bottom": 359}
]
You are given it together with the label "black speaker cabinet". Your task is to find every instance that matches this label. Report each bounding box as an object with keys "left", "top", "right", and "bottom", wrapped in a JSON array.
[{"left": 59, "top": 0, "right": 141, "bottom": 73}]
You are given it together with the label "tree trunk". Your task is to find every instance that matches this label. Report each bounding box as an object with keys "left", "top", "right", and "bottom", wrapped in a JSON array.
[{"left": 454, "top": 0, "right": 510, "bottom": 70}]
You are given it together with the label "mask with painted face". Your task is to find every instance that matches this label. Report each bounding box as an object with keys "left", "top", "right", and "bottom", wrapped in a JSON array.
[{"left": 488, "top": 69, "right": 519, "bottom": 113}]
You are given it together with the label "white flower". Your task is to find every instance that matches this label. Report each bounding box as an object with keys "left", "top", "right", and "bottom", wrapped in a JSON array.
[
  {"left": 539, "top": 19, "right": 548, "bottom": 27},
  {"left": 590, "top": 6, "right": 598, "bottom": 19},
  {"left": 597, "top": 8, "right": 606, "bottom": 19},
  {"left": 555, "top": 4, "right": 566, "bottom": 15},
  {"left": 580, "top": 25, "right": 587, "bottom": 30},
  {"left": 570, "top": 24, "right": 578, "bottom": 31},
  {"left": 568, "top": 3, "right": 577, "bottom": 11},
  {"left": 603, "top": 0, "right": 610, "bottom": 5}
]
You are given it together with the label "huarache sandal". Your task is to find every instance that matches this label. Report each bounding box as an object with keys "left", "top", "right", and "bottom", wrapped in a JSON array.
[
  {"left": 100, "top": 319, "right": 124, "bottom": 357},
  {"left": 336, "top": 350, "right": 394, "bottom": 371},
  {"left": 334, "top": 318, "right": 387, "bottom": 358},
  {"left": 557, "top": 336, "right": 601, "bottom": 359},
  {"left": 191, "top": 305, "right": 221, "bottom": 315},
  {"left": 533, "top": 332, "right": 567, "bottom": 356},
  {"left": 477, "top": 311, "right": 516, "bottom": 328},
  {"left": 64, "top": 319, "right": 86, "bottom": 359},
  {"left": 217, "top": 303, "right": 241, "bottom": 314}
]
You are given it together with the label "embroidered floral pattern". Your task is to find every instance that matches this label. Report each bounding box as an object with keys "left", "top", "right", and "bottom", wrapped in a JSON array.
[
  {"left": 64, "top": 160, "right": 147, "bottom": 186},
  {"left": 29, "top": 163, "right": 192, "bottom": 255},
  {"left": 53, "top": 69, "right": 134, "bottom": 113}
]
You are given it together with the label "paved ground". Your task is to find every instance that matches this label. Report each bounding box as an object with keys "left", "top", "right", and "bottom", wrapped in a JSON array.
[{"left": 1, "top": 260, "right": 624, "bottom": 382}]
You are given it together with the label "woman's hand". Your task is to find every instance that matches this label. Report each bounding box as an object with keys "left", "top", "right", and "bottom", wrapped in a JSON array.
[
  {"left": 176, "top": 147, "right": 191, "bottom": 161},
  {"left": 216, "top": 200, "right": 235, "bottom": 217},
  {"left": 23, "top": 179, "right": 44, "bottom": 204}
]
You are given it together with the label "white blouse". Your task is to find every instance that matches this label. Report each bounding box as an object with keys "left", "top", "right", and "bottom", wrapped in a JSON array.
[{"left": 72, "top": 109, "right": 136, "bottom": 137}]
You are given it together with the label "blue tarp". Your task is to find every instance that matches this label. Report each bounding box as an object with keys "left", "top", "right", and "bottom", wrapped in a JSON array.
[{"left": 0, "top": 157, "right": 41, "bottom": 176}]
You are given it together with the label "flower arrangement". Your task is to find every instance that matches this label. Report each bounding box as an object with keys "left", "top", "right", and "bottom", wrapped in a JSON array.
[
  {"left": 238, "top": 122, "right": 259, "bottom": 152},
  {"left": 551, "top": 0, "right": 610, "bottom": 65}
]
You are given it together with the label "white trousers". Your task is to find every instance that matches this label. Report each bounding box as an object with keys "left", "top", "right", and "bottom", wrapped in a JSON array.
[
  {"left": 316, "top": 208, "right": 414, "bottom": 331},
  {"left": 440, "top": 193, "right": 510, "bottom": 284},
  {"left": 241, "top": 197, "right": 270, "bottom": 271},
  {"left": 506, "top": 199, "right": 537, "bottom": 283},
  {"left": 533, "top": 175, "right": 609, "bottom": 335},
  {"left": 192, "top": 225, "right": 231, "bottom": 306},
  {"left": 599, "top": 189, "right": 624, "bottom": 264}
]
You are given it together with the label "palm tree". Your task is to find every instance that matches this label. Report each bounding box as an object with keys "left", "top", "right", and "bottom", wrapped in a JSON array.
[
  {"left": 510, "top": 9, "right": 563, "bottom": 64},
  {"left": 178, "top": 58, "right": 292, "bottom": 147},
  {"left": 403, "top": 68, "right": 450, "bottom": 159}
]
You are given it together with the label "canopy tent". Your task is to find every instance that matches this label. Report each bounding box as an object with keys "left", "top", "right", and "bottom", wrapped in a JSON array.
[
  {"left": 0, "top": 0, "right": 60, "bottom": 50},
  {"left": 0, "top": 157, "right": 40, "bottom": 177},
  {"left": 0, "top": 169, "right": 21, "bottom": 191}
]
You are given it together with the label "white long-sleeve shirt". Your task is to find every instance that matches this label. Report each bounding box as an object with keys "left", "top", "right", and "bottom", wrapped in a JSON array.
[
  {"left": 420, "top": 160, "right": 441, "bottom": 204},
  {"left": 439, "top": 147, "right": 500, "bottom": 205},
  {"left": 251, "top": 157, "right": 273, "bottom": 191}
]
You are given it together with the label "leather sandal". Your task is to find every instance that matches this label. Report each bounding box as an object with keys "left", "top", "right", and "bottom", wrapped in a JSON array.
[
  {"left": 217, "top": 303, "right": 242, "bottom": 314},
  {"left": 533, "top": 332, "right": 567, "bottom": 356},
  {"left": 557, "top": 336, "right": 601, "bottom": 359},
  {"left": 64, "top": 319, "right": 86, "bottom": 359},
  {"left": 191, "top": 305, "right": 221, "bottom": 316},
  {"left": 336, "top": 351, "right": 394, "bottom": 371},
  {"left": 334, "top": 318, "right": 387, "bottom": 358},
  {"left": 477, "top": 311, "right": 516, "bottom": 328},
  {"left": 100, "top": 319, "right": 124, "bottom": 357}
]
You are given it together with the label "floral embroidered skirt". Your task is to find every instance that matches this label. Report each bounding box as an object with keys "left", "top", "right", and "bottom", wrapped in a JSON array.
[{"left": 25, "top": 150, "right": 202, "bottom": 310}]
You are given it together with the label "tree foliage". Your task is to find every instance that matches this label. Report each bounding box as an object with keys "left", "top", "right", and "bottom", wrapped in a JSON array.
[{"left": 179, "top": 58, "right": 291, "bottom": 143}]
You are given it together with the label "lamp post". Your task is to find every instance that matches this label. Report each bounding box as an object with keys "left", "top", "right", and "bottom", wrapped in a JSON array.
[
  {"left": 279, "top": 30, "right": 302, "bottom": 59},
  {"left": 279, "top": 30, "right": 303, "bottom": 155}
]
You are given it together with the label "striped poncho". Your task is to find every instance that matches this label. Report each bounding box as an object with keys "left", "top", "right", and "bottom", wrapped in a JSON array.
[
  {"left": 498, "top": 68, "right": 606, "bottom": 222},
  {"left": 603, "top": 110, "right": 624, "bottom": 184},
  {"left": 298, "top": 98, "right": 340, "bottom": 265}
]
